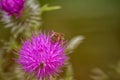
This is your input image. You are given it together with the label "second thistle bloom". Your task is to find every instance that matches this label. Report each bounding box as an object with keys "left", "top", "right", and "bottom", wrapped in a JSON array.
[
  {"left": 1, "top": 0, "right": 41, "bottom": 38},
  {"left": 17, "top": 32, "right": 68, "bottom": 80},
  {"left": 0, "top": 0, "right": 24, "bottom": 17}
]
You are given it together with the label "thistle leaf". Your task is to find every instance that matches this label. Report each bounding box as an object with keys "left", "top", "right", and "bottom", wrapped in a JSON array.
[
  {"left": 66, "top": 35, "right": 84, "bottom": 54},
  {"left": 41, "top": 4, "right": 61, "bottom": 12}
]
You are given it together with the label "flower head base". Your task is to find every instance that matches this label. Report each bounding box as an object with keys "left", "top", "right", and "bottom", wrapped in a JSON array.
[
  {"left": 0, "top": 0, "right": 24, "bottom": 17},
  {"left": 16, "top": 32, "right": 68, "bottom": 80}
]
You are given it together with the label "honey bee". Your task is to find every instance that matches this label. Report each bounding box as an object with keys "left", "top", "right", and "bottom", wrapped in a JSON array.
[{"left": 50, "top": 31, "right": 66, "bottom": 45}]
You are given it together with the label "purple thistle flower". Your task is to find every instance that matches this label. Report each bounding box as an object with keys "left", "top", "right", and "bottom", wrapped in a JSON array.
[
  {"left": 0, "top": 0, "right": 24, "bottom": 17},
  {"left": 16, "top": 32, "right": 68, "bottom": 80}
]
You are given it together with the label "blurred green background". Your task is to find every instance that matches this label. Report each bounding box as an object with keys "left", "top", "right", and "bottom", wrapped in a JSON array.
[{"left": 0, "top": 0, "right": 120, "bottom": 80}]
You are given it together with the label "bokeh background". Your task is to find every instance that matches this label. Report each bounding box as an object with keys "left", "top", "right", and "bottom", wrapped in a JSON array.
[{"left": 0, "top": 0, "right": 120, "bottom": 80}]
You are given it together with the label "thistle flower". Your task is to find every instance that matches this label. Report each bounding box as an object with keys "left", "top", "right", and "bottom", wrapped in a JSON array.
[
  {"left": 1, "top": 0, "right": 41, "bottom": 38},
  {"left": 0, "top": 0, "right": 24, "bottom": 17},
  {"left": 16, "top": 31, "right": 68, "bottom": 80}
]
